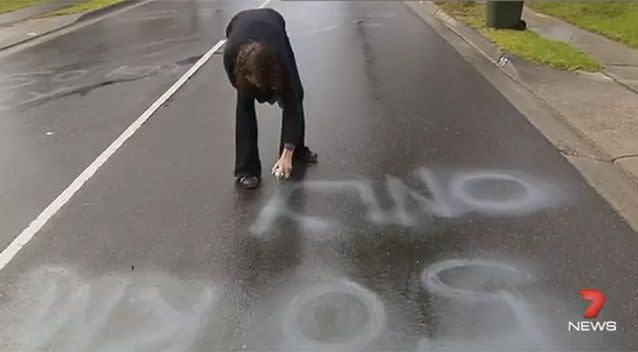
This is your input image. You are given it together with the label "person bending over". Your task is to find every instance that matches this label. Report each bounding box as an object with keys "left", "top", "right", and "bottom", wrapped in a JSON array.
[{"left": 223, "top": 8, "right": 317, "bottom": 190}]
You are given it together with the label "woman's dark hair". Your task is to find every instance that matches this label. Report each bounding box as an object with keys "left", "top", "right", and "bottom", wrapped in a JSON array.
[{"left": 234, "top": 41, "right": 283, "bottom": 99}]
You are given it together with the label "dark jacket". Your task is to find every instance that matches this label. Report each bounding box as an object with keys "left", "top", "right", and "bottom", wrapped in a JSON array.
[{"left": 223, "top": 8, "right": 304, "bottom": 148}]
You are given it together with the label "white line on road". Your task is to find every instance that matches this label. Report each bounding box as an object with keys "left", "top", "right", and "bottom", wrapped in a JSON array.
[
  {"left": 0, "top": 0, "right": 273, "bottom": 272},
  {"left": 258, "top": 0, "right": 273, "bottom": 9}
]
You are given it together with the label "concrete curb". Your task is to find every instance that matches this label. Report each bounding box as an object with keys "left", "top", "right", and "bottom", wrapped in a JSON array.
[
  {"left": 0, "top": 15, "right": 78, "bottom": 52},
  {"left": 0, "top": 0, "right": 145, "bottom": 52},
  {"left": 408, "top": 1, "right": 522, "bottom": 82},
  {"left": 405, "top": 1, "right": 638, "bottom": 230},
  {"left": 405, "top": 1, "right": 638, "bottom": 187},
  {"left": 77, "top": 0, "right": 146, "bottom": 22}
]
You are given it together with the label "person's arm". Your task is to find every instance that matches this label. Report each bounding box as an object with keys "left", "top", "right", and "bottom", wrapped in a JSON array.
[
  {"left": 223, "top": 44, "right": 237, "bottom": 89},
  {"left": 272, "top": 88, "right": 301, "bottom": 179},
  {"left": 279, "top": 34, "right": 305, "bottom": 155},
  {"left": 267, "top": 8, "right": 304, "bottom": 99},
  {"left": 282, "top": 34, "right": 304, "bottom": 101},
  {"left": 280, "top": 87, "right": 303, "bottom": 151}
]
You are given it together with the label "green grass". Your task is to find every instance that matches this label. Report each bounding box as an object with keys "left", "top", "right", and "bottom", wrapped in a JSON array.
[
  {"left": 43, "top": 0, "right": 125, "bottom": 16},
  {"left": 527, "top": 1, "right": 638, "bottom": 49},
  {"left": 437, "top": 1, "right": 602, "bottom": 72},
  {"left": 0, "top": 0, "right": 52, "bottom": 14}
]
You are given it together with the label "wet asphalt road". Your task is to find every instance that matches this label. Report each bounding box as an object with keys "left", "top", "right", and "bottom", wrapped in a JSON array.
[
  {"left": 0, "top": 0, "right": 262, "bottom": 249},
  {"left": 0, "top": 0, "right": 637, "bottom": 351}
]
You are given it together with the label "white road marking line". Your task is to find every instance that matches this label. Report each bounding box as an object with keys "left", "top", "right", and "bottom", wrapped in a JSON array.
[
  {"left": 0, "top": 40, "right": 219, "bottom": 270},
  {"left": 0, "top": 0, "right": 274, "bottom": 272}
]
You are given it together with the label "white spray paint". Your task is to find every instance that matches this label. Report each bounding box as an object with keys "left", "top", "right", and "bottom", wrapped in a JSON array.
[
  {"left": 0, "top": 266, "right": 218, "bottom": 352},
  {"left": 281, "top": 279, "right": 385, "bottom": 352},
  {"left": 250, "top": 167, "right": 565, "bottom": 240},
  {"left": 1, "top": 258, "right": 565, "bottom": 351},
  {"left": 448, "top": 170, "right": 553, "bottom": 216},
  {"left": 420, "top": 259, "right": 534, "bottom": 303},
  {"left": 419, "top": 259, "right": 555, "bottom": 350},
  {"left": 500, "top": 290, "right": 545, "bottom": 343},
  {"left": 249, "top": 180, "right": 386, "bottom": 241},
  {"left": 384, "top": 168, "right": 457, "bottom": 225},
  {"left": 417, "top": 334, "right": 537, "bottom": 352}
]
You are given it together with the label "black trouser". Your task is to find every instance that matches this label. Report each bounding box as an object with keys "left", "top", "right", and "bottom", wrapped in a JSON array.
[{"left": 234, "top": 93, "right": 306, "bottom": 178}]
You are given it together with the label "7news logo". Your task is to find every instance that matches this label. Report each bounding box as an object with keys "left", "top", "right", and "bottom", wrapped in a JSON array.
[{"left": 568, "top": 289, "right": 617, "bottom": 332}]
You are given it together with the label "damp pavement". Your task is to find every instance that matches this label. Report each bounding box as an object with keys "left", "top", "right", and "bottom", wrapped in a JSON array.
[{"left": 0, "top": 1, "right": 637, "bottom": 351}]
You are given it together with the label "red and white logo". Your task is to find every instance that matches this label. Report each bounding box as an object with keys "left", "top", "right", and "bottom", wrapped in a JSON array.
[
  {"left": 579, "top": 289, "right": 606, "bottom": 319},
  {"left": 568, "top": 289, "right": 617, "bottom": 332}
]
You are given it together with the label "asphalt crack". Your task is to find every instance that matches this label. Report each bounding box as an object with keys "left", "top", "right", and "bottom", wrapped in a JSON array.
[
  {"left": 176, "top": 55, "right": 203, "bottom": 66},
  {"left": 601, "top": 71, "right": 638, "bottom": 95},
  {"left": 4, "top": 54, "right": 202, "bottom": 111},
  {"left": 7, "top": 74, "right": 155, "bottom": 111}
]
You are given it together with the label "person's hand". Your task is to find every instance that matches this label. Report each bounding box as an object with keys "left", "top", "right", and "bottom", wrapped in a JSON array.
[{"left": 272, "top": 149, "right": 293, "bottom": 179}]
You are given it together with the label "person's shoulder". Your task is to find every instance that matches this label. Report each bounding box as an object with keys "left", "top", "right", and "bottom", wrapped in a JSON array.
[
  {"left": 262, "top": 8, "right": 286, "bottom": 25},
  {"left": 228, "top": 9, "right": 246, "bottom": 23}
]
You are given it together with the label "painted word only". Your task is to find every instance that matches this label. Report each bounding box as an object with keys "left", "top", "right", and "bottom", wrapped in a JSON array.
[{"left": 250, "top": 167, "right": 566, "bottom": 239}]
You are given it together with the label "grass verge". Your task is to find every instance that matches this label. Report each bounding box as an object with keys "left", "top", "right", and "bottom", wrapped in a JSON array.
[
  {"left": 437, "top": 1, "right": 602, "bottom": 72},
  {"left": 527, "top": 1, "right": 638, "bottom": 50},
  {"left": 43, "top": 0, "right": 125, "bottom": 16},
  {"left": 0, "top": 0, "right": 52, "bottom": 14}
]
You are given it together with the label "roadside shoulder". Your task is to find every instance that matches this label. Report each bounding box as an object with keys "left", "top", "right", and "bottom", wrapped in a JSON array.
[
  {"left": 0, "top": 0, "right": 148, "bottom": 53},
  {"left": 404, "top": 1, "right": 638, "bottom": 231}
]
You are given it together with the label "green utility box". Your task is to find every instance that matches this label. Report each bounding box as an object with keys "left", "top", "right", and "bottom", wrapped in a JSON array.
[{"left": 486, "top": 1, "right": 526, "bottom": 30}]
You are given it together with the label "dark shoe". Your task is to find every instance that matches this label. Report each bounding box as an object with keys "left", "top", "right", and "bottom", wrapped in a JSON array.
[
  {"left": 236, "top": 175, "right": 260, "bottom": 189},
  {"left": 294, "top": 147, "right": 318, "bottom": 164}
]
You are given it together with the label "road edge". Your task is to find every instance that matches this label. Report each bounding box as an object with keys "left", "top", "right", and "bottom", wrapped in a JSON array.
[
  {"left": 0, "top": 0, "right": 149, "bottom": 53},
  {"left": 76, "top": 0, "right": 147, "bottom": 21},
  {"left": 407, "top": 2, "right": 638, "bottom": 175},
  {"left": 404, "top": 1, "right": 638, "bottom": 232}
]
